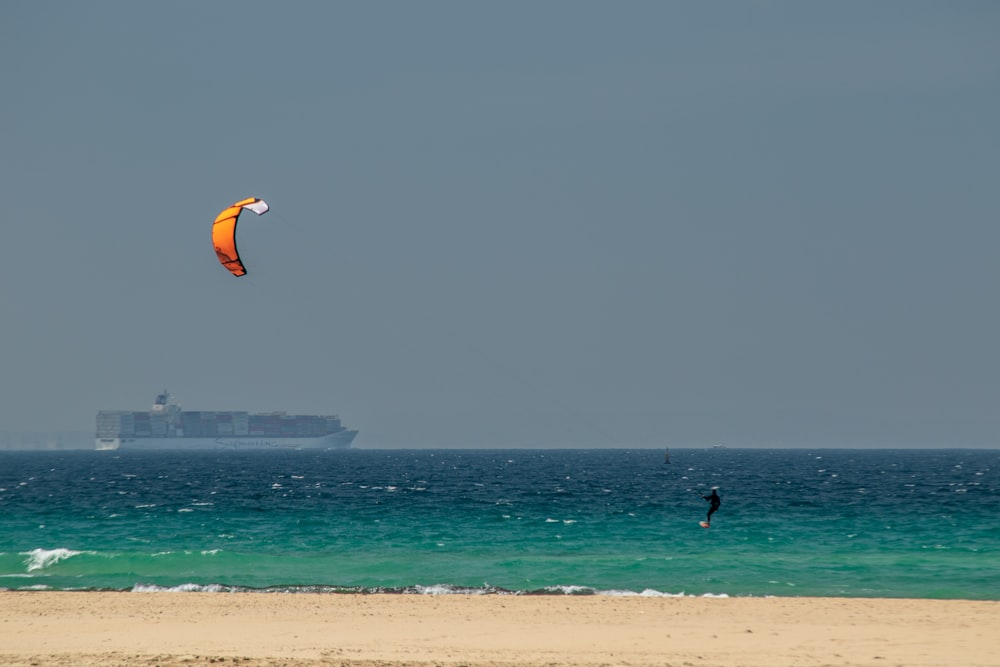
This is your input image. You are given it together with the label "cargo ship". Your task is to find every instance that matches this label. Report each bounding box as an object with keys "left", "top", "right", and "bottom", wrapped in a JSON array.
[{"left": 95, "top": 391, "right": 357, "bottom": 451}]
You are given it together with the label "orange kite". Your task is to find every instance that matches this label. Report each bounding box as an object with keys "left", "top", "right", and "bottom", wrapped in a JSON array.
[{"left": 212, "top": 197, "right": 269, "bottom": 277}]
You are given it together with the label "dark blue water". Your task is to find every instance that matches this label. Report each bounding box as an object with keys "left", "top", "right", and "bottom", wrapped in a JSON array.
[{"left": 1, "top": 448, "right": 997, "bottom": 598}]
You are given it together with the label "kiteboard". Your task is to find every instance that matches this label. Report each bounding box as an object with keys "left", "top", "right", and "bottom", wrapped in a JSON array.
[{"left": 699, "top": 521, "right": 710, "bottom": 528}]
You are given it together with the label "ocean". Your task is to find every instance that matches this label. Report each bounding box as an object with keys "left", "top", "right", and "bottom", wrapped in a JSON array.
[{"left": 1, "top": 448, "right": 997, "bottom": 599}]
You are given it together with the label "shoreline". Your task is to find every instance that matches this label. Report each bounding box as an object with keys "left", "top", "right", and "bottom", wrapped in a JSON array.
[{"left": 1, "top": 591, "right": 996, "bottom": 666}]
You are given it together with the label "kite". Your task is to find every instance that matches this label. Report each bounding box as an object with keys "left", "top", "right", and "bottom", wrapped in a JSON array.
[{"left": 212, "top": 197, "right": 269, "bottom": 277}]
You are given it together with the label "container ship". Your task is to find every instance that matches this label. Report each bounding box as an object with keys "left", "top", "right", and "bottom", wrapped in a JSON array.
[{"left": 96, "top": 391, "right": 357, "bottom": 451}]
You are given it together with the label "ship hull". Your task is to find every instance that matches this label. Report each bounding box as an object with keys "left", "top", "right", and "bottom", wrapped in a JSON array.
[{"left": 96, "top": 430, "right": 357, "bottom": 451}]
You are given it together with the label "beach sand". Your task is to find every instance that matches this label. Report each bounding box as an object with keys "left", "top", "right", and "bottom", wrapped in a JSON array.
[{"left": 0, "top": 592, "right": 996, "bottom": 667}]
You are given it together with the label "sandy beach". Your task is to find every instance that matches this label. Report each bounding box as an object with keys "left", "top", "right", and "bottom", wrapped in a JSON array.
[{"left": 0, "top": 592, "right": 996, "bottom": 667}]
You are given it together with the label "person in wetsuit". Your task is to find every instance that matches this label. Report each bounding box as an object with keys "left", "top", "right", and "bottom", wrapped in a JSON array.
[{"left": 702, "top": 488, "right": 721, "bottom": 525}]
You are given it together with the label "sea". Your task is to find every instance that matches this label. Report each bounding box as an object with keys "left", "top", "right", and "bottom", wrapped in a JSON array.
[{"left": 1, "top": 448, "right": 997, "bottom": 599}]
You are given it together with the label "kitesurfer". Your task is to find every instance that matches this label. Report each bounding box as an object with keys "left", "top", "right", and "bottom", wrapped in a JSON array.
[{"left": 702, "top": 488, "right": 721, "bottom": 525}]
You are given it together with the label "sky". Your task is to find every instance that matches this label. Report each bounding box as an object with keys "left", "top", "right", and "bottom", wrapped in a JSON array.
[{"left": 2, "top": 1, "right": 998, "bottom": 448}]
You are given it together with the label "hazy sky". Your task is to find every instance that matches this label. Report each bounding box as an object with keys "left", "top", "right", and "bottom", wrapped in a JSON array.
[{"left": 2, "top": 2, "right": 998, "bottom": 448}]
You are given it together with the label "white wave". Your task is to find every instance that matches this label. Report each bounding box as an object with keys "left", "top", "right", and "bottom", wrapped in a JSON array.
[
  {"left": 641, "top": 589, "right": 687, "bottom": 597},
  {"left": 597, "top": 588, "right": 675, "bottom": 597},
  {"left": 592, "top": 588, "right": 726, "bottom": 598},
  {"left": 543, "top": 585, "right": 593, "bottom": 595},
  {"left": 132, "top": 583, "right": 226, "bottom": 593},
  {"left": 21, "top": 548, "right": 90, "bottom": 572},
  {"left": 414, "top": 584, "right": 481, "bottom": 595}
]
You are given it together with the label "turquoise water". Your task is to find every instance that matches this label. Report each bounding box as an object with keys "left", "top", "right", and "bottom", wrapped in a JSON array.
[{"left": 0, "top": 448, "right": 996, "bottom": 599}]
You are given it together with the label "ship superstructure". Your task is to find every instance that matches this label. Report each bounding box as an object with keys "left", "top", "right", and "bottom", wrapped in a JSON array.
[{"left": 96, "top": 391, "right": 357, "bottom": 451}]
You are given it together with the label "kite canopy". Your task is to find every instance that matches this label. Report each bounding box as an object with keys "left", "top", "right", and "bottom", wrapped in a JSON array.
[{"left": 212, "top": 197, "right": 269, "bottom": 277}]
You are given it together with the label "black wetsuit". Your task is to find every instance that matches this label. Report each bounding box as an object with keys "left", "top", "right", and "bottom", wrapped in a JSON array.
[{"left": 703, "top": 490, "right": 721, "bottom": 524}]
